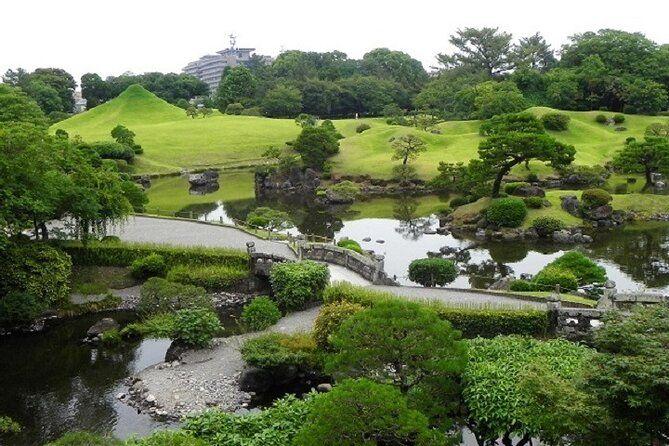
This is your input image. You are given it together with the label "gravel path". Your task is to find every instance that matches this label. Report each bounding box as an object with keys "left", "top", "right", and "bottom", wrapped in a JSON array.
[
  {"left": 369, "top": 285, "right": 547, "bottom": 310},
  {"left": 127, "top": 306, "right": 320, "bottom": 419}
]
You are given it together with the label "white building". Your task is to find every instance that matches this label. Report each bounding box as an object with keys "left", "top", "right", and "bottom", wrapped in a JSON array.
[{"left": 73, "top": 90, "right": 87, "bottom": 113}]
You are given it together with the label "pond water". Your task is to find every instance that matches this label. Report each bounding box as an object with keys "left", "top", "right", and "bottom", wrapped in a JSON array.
[{"left": 146, "top": 172, "right": 669, "bottom": 293}]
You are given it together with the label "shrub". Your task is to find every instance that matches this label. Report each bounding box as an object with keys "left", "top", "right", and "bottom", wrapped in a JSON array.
[
  {"left": 532, "top": 266, "right": 579, "bottom": 291},
  {"left": 166, "top": 265, "right": 247, "bottom": 291},
  {"left": 0, "top": 292, "right": 45, "bottom": 326},
  {"left": 541, "top": 113, "right": 570, "bottom": 131},
  {"left": 79, "top": 141, "right": 135, "bottom": 162},
  {"left": 486, "top": 198, "right": 527, "bottom": 228},
  {"left": 100, "top": 235, "right": 121, "bottom": 244},
  {"left": 45, "top": 432, "right": 122, "bottom": 445},
  {"left": 130, "top": 253, "right": 167, "bottom": 280},
  {"left": 326, "top": 180, "right": 360, "bottom": 202},
  {"left": 503, "top": 181, "right": 530, "bottom": 195},
  {"left": 524, "top": 196, "right": 544, "bottom": 209},
  {"left": 581, "top": 188, "right": 612, "bottom": 208},
  {"left": 121, "top": 313, "right": 177, "bottom": 339},
  {"left": 241, "top": 333, "right": 320, "bottom": 370},
  {"left": 313, "top": 301, "right": 364, "bottom": 349},
  {"left": 240, "top": 106, "right": 263, "bottom": 116},
  {"left": 545, "top": 251, "right": 607, "bottom": 285},
  {"left": 595, "top": 114, "right": 608, "bottom": 124},
  {"left": 138, "top": 277, "right": 211, "bottom": 316},
  {"left": 531, "top": 216, "right": 565, "bottom": 237},
  {"left": 269, "top": 261, "right": 329, "bottom": 311},
  {"left": 449, "top": 196, "right": 470, "bottom": 208},
  {"left": 526, "top": 172, "right": 539, "bottom": 183},
  {"left": 173, "top": 308, "right": 221, "bottom": 348},
  {"left": 355, "top": 123, "right": 371, "bottom": 133},
  {"left": 126, "top": 430, "right": 206, "bottom": 446},
  {"left": 241, "top": 296, "right": 282, "bottom": 331},
  {"left": 225, "top": 103, "right": 244, "bottom": 115},
  {"left": 0, "top": 243, "right": 72, "bottom": 306},
  {"left": 100, "top": 328, "right": 122, "bottom": 347},
  {"left": 336, "top": 238, "right": 363, "bottom": 254},
  {"left": 613, "top": 114, "right": 625, "bottom": 124},
  {"left": 509, "top": 279, "right": 537, "bottom": 292},
  {"left": 560, "top": 165, "right": 608, "bottom": 187},
  {"left": 322, "top": 282, "right": 396, "bottom": 306},
  {"left": 408, "top": 258, "right": 458, "bottom": 287}
]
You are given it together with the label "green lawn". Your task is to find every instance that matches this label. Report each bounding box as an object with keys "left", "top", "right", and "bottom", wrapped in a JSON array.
[{"left": 53, "top": 85, "right": 669, "bottom": 178}]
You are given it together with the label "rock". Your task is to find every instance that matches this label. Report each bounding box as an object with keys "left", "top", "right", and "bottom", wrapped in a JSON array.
[
  {"left": 86, "top": 318, "right": 119, "bottom": 338},
  {"left": 188, "top": 170, "right": 219, "bottom": 187},
  {"left": 552, "top": 229, "right": 574, "bottom": 244},
  {"left": 135, "top": 175, "right": 151, "bottom": 189},
  {"left": 316, "top": 383, "right": 333, "bottom": 393},
  {"left": 513, "top": 185, "right": 545, "bottom": 197},
  {"left": 583, "top": 205, "right": 613, "bottom": 221},
  {"left": 561, "top": 196, "right": 581, "bottom": 216},
  {"left": 488, "top": 276, "right": 514, "bottom": 291},
  {"left": 376, "top": 239, "right": 385, "bottom": 244},
  {"left": 475, "top": 229, "right": 486, "bottom": 240},
  {"left": 165, "top": 341, "right": 190, "bottom": 363},
  {"left": 324, "top": 188, "right": 355, "bottom": 204},
  {"left": 145, "top": 394, "right": 156, "bottom": 405},
  {"left": 362, "top": 237, "right": 371, "bottom": 242}
]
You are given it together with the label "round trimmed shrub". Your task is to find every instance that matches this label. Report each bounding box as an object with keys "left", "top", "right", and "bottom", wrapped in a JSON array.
[
  {"left": 533, "top": 266, "right": 578, "bottom": 291},
  {"left": 241, "top": 296, "right": 282, "bottom": 331},
  {"left": 581, "top": 188, "right": 612, "bottom": 209},
  {"left": 531, "top": 216, "right": 565, "bottom": 238},
  {"left": 541, "top": 113, "right": 570, "bottom": 131},
  {"left": 313, "top": 301, "right": 364, "bottom": 349},
  {"left": 613, "top": 114, "right": 625, "bottom": 124},
  {"left": 270, "top": 261, "right": 330, "bottom": 311},
  {"left": 523, "top": 196, "right": 544, "bottom": 209},
  {"left": 503, "top": 182, "right": 530, "bottom": 195},
  {"left": 449, "top": 196, "right": 470, "bottom": 208},
  {"left": 225, "top": 103, "right": 244, "bottom": 115},
  {"left": 485, "top": 198, "right": 527, "bottom": 228},
  {"left": 546, "top": 251, "right": 607, "bottom": 285},
  {"left": 173, "top": 308, "right": 221, "bottom": 348},
  {"left": 509, "top": 280, "right": 536, "bottom": 292},
  {"left": 0, "top": 292, "right": 45, "bottom": 326},
  {"left": 166, "top": 265, "right": 247, "bottom": 291},
  {"left": 355, "top": 123, "right": 371, "bottom": 133},
  {"left": 130, "top": 253, "right": 167, "bottom": 280},
  {"left": 337, "top": 238, "right": 363, "bottom": 254},
  {"left": 595, "top": 114, "right": 608, "bottom": 124},
  {"left": 408, "top": 258, "right": 458, "bottom": 287}
]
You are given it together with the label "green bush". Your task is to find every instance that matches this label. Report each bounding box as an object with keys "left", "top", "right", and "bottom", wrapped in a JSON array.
[
  {"left": 269, "top": 261, "right": 329, "bottom": 311},
  {"left": 121, "top": 313, "right": 177, "bottom": 339},
  {"left": 138, "top": 277, "right": 211, "bottom": 316},
  {"left": 595, "top": 114, "right": 608, "bottom": 124},
  {"left": 130, "top": 253, "right": 167, "bottom": 280},
  {"left": 45, "top": 432, "right": 122, "bottom": 446},
  {"left": 173, "top": 308, "right": 221, "bottom": 348},
  {"left": 166, "top": 265, "right": 247, "bottom": 291},
  {"left": 509, "top": 279, "right": 537, "bottom": 292},
  {"left": 581, "top": 188, "right": 612, "bottom": 208},
  {"left": 0, "top": 415, "right": 21, "bottom": 435},
  {"left": 0, "top": 242, "right": 72, "bottom": 306},
  {"left": 0, "top": 292, "right": 45, "bottom": 326},
  {"left": 59, "top": 241, "right": 248, "bottom": 270},
  {"left": 523, "top": 196, "right": 544, "bottom": 209},
  {"left": 327, "top": 181, "right": 360, "bottom": 202},
  {"left": 241, "top": 296, "right": 282, "bottom": 331},
  {"left": 336, "top": 238, "right": 363, "bottom": 254},
  {"left": 613, "top": 114, "right": 625, "bottom": 124},
  {"left": 532, "top": 266, "right": 579, "bottom": 291},
  {"left": 240, "top": 106, "right": 263, "bottom": 116},
  {"left": 313, "top": 302, "right": 364, "bottom": 349},
  {"left": 100, "top": 235, "right": 121, "bottom": 244},
  {"left": 485, "top": 198, "right": 527, "bottom": 228},
  {"left": 504, "top": 182, "right": 531, "bottom": 195},
  {"left": 355, "top": 123, "right": 371, "bottom": 133},
  {"left": 541, "top": 113, "right": 570, "bottom": 131},
  {"left": 322, "top": 282, "right": 396, "bottom": 306},
  {"left": 126, "top": 430, "right": 206, "bottom": 446},
  {"left": 530, "top": 216, "right": 565, "bottom": 237},
  {"left": 225, "top": 103, "right": 244, "bottom": 115},
  {"left": 100, "top": 328, "right": 122, "bottom": 347},
  {"left": 449, "top": 196, "right": 471, "bottom": 208},
  {"left": 241, "top": 332, "right": 320, "bottom": 370},
  {"left": 408, "top": 258, "right": 458, "bottom": 287},
  {"left": 545, "top": 251, "right": 607, "bottom": 285},
  {"left": 526, "top": 172, "right": 539, "bottom": 183}
]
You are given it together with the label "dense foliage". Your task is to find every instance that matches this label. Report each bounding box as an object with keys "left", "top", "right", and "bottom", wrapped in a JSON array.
[
  {"left": 173, "top": 308, "right": 221, "bottom": 348},
  {"left": 241, "top": 333, "right": 320, "bottom": 370},
  {"left": 313, "top": 301, "right": 364, "bottom": 349},
  {"left": 544, "top": 251, "right": 607, "bottom": 285},
  {"left": 137, "top": 277, "right": 211, "bottom": 316},
  {"left": 530, "top": 216, "right": 565, "bottom": 237},
  {"left": 165, "top": 264, "right": 248, "bottom": 291},
  {"left": 485, "top": 198, "right": 527, "bottom": 227},
  {"left": 269, "top": 261, "right": 329, "bottom": 311},
  {"left": 241, "top": 296, "right": 282, "bottom": 330},
  {"left": 130, "top": 253, "right": 167, "bottom": 280},
  {"left": 407, "top": 258, "right": 458, "bottom": 287}
]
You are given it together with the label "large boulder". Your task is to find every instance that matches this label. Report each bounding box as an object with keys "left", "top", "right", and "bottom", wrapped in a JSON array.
[
  {"left": 86, "top": 318, "right": 119, "bottom": 338},
  {"left": 188, "top": 170, "right": 219, "bottom": 187},
  {"left": 561, "top": 195, "right": 581, "bottom": 216},
  {"left": 513, "top": 185, "right": 546, "bottom": 197},
  {"left": 583, "top": 205, "right": 613, "bottom": 221}
]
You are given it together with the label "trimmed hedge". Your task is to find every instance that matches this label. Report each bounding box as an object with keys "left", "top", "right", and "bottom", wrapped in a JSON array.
[
  {"left": 408, "top": 258, "right": 458, "bottom": 287},
  {"left": 503, "top": 182, "right": 530, "bottom": 195},
  {"left": 242, "top": 296, "right": 282, "bottom": 331},
  {"left": 545, "top": 251, "right": 607, "bottom": 285},
  {"left": 241, "top": 332, "right": 321, "bottom": 370},
  {"left": 509, "top": 279, "right": 536, "bottom": 292},
  {"left": 523, "top": 196, "right": 544, "bottom": 209},
  {"left": 166, "top": 265, "right": 248, "bottom": 291},
  {"left": 313, "top": 301, "right": 364, "bottom": 349},
  {"left": 485, "top": 198, "right": 527, "bottom": 228},
  {"left": 138, "top": 277, "right": 212, "bottom": 316},
  {"left": 531, "top": 216, "right": 565, "bottom": 237},
  {"left": 130, "top": 253, "right": 167, "bottom": 280},
  {"left": 58, "top": 241, "right": 248, "bottom": 269},
  {"left": 581, "top": 188, "right": 612, "bottom": 209},
  {"left": 270, "top": 261, "right": 329, "bottom": 311}
]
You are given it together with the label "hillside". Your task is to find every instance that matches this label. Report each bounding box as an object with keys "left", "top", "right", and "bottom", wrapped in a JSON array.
[{"left": 53, "top": 87, "right": 669, "bottom": 177}]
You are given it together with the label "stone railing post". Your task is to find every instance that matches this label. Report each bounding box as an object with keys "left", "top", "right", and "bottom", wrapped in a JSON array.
[
  {"left": 372, "top": 254, "right": 385, "bottom": 284},
  {"left": 546, "top": 288, "right": 562, "bottom": 335}
]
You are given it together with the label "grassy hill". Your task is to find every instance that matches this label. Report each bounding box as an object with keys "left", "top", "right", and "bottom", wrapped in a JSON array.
[{"left": 53, "top": 85, "right": 669, "bottom": 178}]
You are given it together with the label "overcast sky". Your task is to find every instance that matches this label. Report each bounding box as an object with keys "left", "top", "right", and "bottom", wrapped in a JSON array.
[{"left": 2, "top": 0, "right": 668, "bottom": 85}]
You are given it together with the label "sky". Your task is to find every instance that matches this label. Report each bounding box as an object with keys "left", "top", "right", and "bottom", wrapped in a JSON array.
[{"left": 2, "top": 0, "right": 668, "bottom": 85}]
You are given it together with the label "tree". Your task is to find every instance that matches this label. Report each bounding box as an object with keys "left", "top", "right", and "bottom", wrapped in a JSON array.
[
  {"left": 437, "top": 27, "right": 513, "bottom": 77},
  {"left": 613, "top": 136, "right": 669, "bottom": 188},
  {"left": 294, "top": 113, "right": 317, "bottom": 128},
  {"left": 186, "top": 106, "right": 198, "bottom": 119},
  {"left": 479, "top": 132, "right": 575, "bottom": 197},
  {"left": 294, "top": 379, "right": 448, "bottom": 446},
  {"left": 337, "top": 75, "right": 407, "bottom": 116},
  {"left": 479, "top": 112, "right": 544, "bottom": 136},
  {"left": 511, "top": 32, "right": 556, "bottom": 72},
  {"left": 245, "top": 207, "right": 294, "bottom": 238},
  {"left": 361, "top": 48, "right": 428, "bottom": 91},
  {"left": 471, "top": 81, "right": 527, "bottom": 119},
  {"left": 391, "top": 134, "right": 426, "bottom": 166},
  {"left": 326, "top": 299, "right": 466, "bottom": 395},
  {"left": 293, "top": 126, "right": 340, "bottom": 170},
  {"left": 408, "top": 258, "right": 458, "bottom": 287},
  {"left": 587, "top": 304, "right": 669, "bottom": 444},
  {"left": 111, "top": 124, "right": 142, "bottom": 153},
  {"left": 81, "top": 73, "right": 111, "bottom": 108},
  {"left": 200, "top": 107, "right": 212, "bottom": 118},
  {"left": 621, "top": 77, "right": 668, "bottom": 115},
  {"left": 0, "top": 84, "right": 47, "bottom": 126},
  {"left": 216, "top": 66, "right": 256, "bottom": 111},
  {"left": 23, "top": 80, "right": 63, "bottom": 115},
  {"left": 262, "top": 85, "right": 303, "bottom": 118},
  {"left": 299, "top": 79, "right": 342, "bottom": 117},
  {"left": 27, "top": 68, "right": 76, "bottom": 113}
]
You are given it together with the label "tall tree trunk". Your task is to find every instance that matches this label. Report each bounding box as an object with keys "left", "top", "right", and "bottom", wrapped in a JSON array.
[
  {"left": 39, "top": 222, "right": 49, "bottom": 240},
  {"left": 492, "top": 170, "right": 506, "bottom": 197},
  {"left": 645, "top": 166, "right": 654, "bottom": 189}
]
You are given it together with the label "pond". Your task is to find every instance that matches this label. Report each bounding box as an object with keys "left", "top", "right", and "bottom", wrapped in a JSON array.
[{"left": 146, "top": 171, "right": 669, "bottom": 293}]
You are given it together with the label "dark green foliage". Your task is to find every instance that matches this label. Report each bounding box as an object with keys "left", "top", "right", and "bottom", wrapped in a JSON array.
[
  {"left": 294, "top": 378, "right": 447, "bottom": 446},
  {"left": 581, "top": 188, "right": 612, "bottom": 208},
  {"left": 336, "top": 238, "right": 363, "bottom": 254},
  {"left": 524, "top": 196, "right": 544, "bottom": 208},
  {"left": 545, "top": 251, "right": 607, "bottom": 285},
  {"left": 138, "top": 277, "right": 211, "bottom": 316},
  {"left": 241, "top": 296, "right": 282, "bottom": 330},
  {"left": 0, "top": 415, "right": 21, "bottom": 434},
  {"left": 533, "top": 266, "right": 579, "bottom": 291},
  {"left": 503, "top": 181, "right": 531, "bottom": 194},
  {"left": 126, "top": 430, "right": 206, "bottom": 446},
  {"left": 613, "top": 114, "right": 625, "bottom": 124},
  {"left": 541, "top": 112, "right": 570, "bottom": 131},
  {"left": 0, "top": 292, "right": 45, "bottom": 326},
  {"left": 293, "top": 126, "right": 340, "bottom": 170},
  {"left": 262, "top": 85, "right": 302, "bottom": 118},
  {"left": 173, "top": 308, "right": 221, "bottom": 348},
  {"left": 479, "top": 113, "right": 543, "bottom": 136},
  {"left": 430, "top": 306, "right": 549, "bottom": 338},
  {"left": 45, "top": 431, "right": 122, "bottom": 445},
  {"left": 130, "top": 253, "right": 167, "bottom": 279},
  {"left": 166, "top": 265, "right": 248, "bottom": 291},
  {"left": 217, "top": 66, "right": 256, "bottom": 110},
  {"left": 110, "top": 124, "right": 142, "bottom": 154},
  {"left": 269, "top": 261, "right": 329, "bottom": 311},
  {"left": 613, "top": 136, "right": 669, "bottom": 187},
  {"left": 448, "top": 196, "right": 471, "bottom": 208},
  {"left": 313, "top": 301, "right": 364, "bottom": 349},
  {"left": 241, "top": 333, "right": 320, "bottom": 370},
  {"left": 225, "top": 103, "right": 244, "bottom": 115},
  {"left": 355, "top": 123, "right": 371, "bottom": 133},
  {"left": 485, "top": 198, "right": 527, "bottom": 227},
  {"left": 595, "top": 114, "right": 608, "bottom": 123},
  {"left": 407, "top": 258, "right": 458, "bottom": 287},
  {"left": 531, "top": 216, "right": 565, "bottom": 237},
  {"left": 0, "top": 83, "right": 48, "bottom": 126},
  {"left": 509, "top": 279, "right": 537, "bottom": 292}
]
